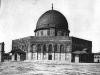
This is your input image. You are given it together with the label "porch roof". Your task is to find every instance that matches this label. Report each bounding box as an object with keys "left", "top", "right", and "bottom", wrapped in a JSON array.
[{"left": 10, "top": 49, "right": 26, "bottom": 54}]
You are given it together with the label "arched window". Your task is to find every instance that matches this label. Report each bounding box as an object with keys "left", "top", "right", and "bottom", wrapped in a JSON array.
[
  {"left": 60, "top": 45, "right": 64, "bottom": 53},
  {"left": 37, "top": 44, "right": 41, "bottom": 52},
  {"left": 48, "top": 44, "right": 52, "bottom": 52},
  {"left": 54, "top": 44, "right": 57, "bottom": 52},
  {"left": 43, "top": 44, "right": 46, "bottom": 52}
]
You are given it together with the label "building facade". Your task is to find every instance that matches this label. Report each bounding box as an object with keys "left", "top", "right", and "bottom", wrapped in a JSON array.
[
  {"left": 0, "top": 42, "right": 5, "bottom": 62},
  {"left": 11, "top": 8, "right": 93, "bottom": 63}
]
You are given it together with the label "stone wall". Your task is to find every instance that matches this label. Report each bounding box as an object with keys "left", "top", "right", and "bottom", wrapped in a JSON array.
[
  {"left": 26, "top": 52, "right": 72, "bottom": 62},
  {"left": 0, "top": 42, "right": 4, "bottom": 62}
]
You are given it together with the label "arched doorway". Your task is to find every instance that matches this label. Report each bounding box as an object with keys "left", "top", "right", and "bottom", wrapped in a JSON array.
[
  {"left": 43, "top": 44, "right": 46, "bottom": 52},
  {"left": 15, "top": 53, "right": 17, "bottom": 61},
  {"left": 48, "top": 54, "right": 52, "bottom": 60},
  {"left": 48, "top": 44, "right": 52, "bottom": 60}
]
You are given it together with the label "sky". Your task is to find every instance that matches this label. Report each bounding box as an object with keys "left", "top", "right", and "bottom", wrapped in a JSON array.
[{"left": 0, "top": 0, "right": 100, "bottom": 53}]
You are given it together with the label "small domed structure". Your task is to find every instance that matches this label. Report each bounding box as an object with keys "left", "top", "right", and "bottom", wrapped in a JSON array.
[{"left": 35, "top": 10, "right": 70, "bottom": 36}]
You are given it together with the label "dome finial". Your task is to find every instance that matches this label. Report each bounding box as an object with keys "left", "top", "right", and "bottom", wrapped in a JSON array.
[{"left": 52, "top": 3, "right": 53, "bottom": 10}]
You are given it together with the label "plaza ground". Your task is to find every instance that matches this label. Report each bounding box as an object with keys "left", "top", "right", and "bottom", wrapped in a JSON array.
[{"left": 0, "top": 61, "right": 100, "bottom": 75}]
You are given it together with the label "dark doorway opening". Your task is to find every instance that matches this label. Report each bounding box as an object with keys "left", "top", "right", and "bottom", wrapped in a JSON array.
[
  {"left": 48, "top": 55, "right": 52, "bottom": 60},
  {"left": 98, "top": 60, "right": 99, "bottom": 63}
]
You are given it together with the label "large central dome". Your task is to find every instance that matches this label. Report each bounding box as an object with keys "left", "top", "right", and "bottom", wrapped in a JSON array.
[{"left": 35, "top": 10, "right": 69, "bottom": 32}]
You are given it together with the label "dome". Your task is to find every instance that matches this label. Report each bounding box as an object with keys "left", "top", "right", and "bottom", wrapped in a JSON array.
[{"left": 34, "top": 10, "right": 69, "bottom": 32}]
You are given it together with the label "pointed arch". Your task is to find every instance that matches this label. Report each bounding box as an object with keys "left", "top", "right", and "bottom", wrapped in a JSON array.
[
  {"left": 43, "top": 44, "right": 46, "bottom": 52},
  {"left": 37, "top": 44, "right": 41, "bottom": 52},
  {"left": 48, "top": 44, "right": 52, "bottom": 52},
  {"left": 60, "top": 45, "right": 64, "bottom": 53}
]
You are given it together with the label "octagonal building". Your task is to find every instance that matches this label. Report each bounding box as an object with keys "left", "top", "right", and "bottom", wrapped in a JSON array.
[{"left": 11, "top": 8, "right": 92, "bottom": 63}]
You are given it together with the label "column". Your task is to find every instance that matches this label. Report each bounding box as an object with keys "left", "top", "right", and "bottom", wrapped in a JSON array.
[
  {"left": 26, "top": 52, "right": 28, "bottom": 60},
  {"left": 58, "top": 44, "right": 60, "bottom": 60},
  {"left": 66, "top": 53, "right": 71, "bottom": 63},
  {"left": 46, "top": 44, "right": 48, "bottom": 60},
  {"left": 0, "top": 52, "right": 4, "bottom": 62},
  {"left": 28, "top": 52, "right": 32, "bottom": 60},
  {"left": 61, "top": 53, "right": 65, "bottom": 61},
  {"left": 32, "top": 53, "right": 34, "bottom": 60},
  {"left": 52, "top": 44, "right": 54, "bottom": 60},
  {"left": 17, "top": 54, "right": 20, "bottom": 61},
  {"left": 94, "top": 55, "right": 98, "bottom": 62},
  {"left": 75, "top": 55, "right": 79, "bottom": 63},
  {"left": 55, "top": 44, "right": 60, "bottom": 61},
  {"left": 67, "top": 45, "right": 71, "bottom": 52},
  {"left": 64, "top": 44, "right": 66, "bottom": 60},
  {"left": 12, "top": 54, "right": 15, "bottom": 61},
  {"left": 69, "top": 53, "right": 72, "bottom": 63},
  {"left": 31, "top": 52, "right": 33, "bottom": 60},
  {"left": 38, "top": 53, "right": 41, "bottom": 60},
  {"left": 36, "top": 44, "right": 38, "bottom": 60},
  {"left": 54, "top": 44, "right": 55, "bottom": 60},
  {"left": 27, "top": 42, "right": 32, "bottom": 60},
  {"left": 41, "top": 45, "right": 43, "bottom": 60}
]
